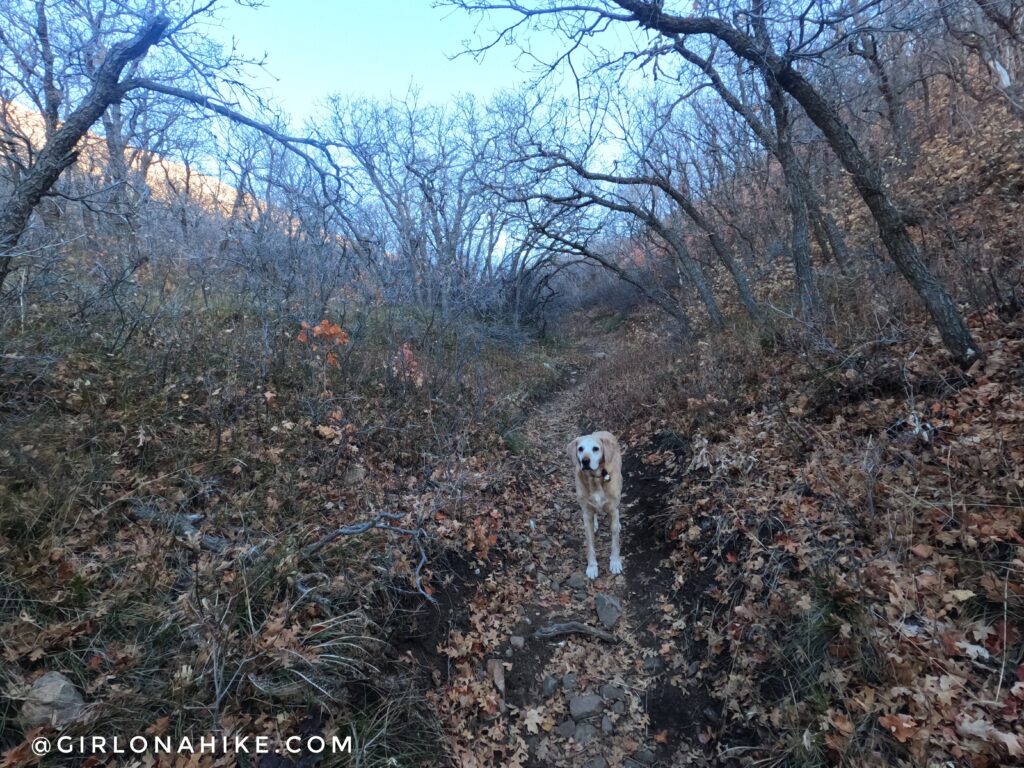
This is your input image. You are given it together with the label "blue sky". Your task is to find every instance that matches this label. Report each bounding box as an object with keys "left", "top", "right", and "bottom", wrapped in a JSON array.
[{"left": 207, "top": 1, "right": 574, "bottom": 123}]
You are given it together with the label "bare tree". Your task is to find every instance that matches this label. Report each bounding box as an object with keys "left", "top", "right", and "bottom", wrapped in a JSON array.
[
  {"left": 0, "top": 15, "right": 169, "bottom": 289},
  {"left": 447, "top": 0, "right": 983, "bottom": 364}
]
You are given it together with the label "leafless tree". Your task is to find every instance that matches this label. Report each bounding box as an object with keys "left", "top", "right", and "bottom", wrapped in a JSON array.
[{"left": 446, "top": 0, "right": 983, "bottom": 364}]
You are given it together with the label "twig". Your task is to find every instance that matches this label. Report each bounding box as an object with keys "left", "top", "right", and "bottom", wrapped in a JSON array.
[
  {"left": 129, "top": 502, "right": 227, "bottom": 553},
  {"left": 301, "top": 513, "right": 437, "bottom": 604},
  {"left": 534, "top": 621, "right": 618, "bottom": 643},
  {"left": 300, "top": 512, "right": 417, "bottom": 558}
]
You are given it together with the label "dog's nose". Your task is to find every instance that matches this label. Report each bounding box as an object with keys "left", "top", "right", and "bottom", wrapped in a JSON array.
[{"left": 581, "top": 456, "right": 590, "bottom": 467}]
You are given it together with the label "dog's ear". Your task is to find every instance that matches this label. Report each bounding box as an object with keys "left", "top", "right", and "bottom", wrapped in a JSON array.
[
  {"left": 566, "top": 437, "right": 579, "bottom": 464},
  {"left": 598, "top": 433, "right": 620, "bottom": 469}
]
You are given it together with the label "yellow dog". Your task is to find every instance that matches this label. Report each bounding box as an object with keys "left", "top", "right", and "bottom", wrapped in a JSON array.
[{"left": 567, "top": 431, "right": 623, "bottom": 579}]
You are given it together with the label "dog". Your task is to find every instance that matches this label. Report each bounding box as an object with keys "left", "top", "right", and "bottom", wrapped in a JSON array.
[{"left": 567, "top": 431, "right": 623, "bottom": 579}]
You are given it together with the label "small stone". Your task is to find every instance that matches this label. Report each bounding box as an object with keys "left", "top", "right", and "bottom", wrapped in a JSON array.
[
  {"left": 342, "top": 463, "right": 366, "bottom": 486},
  {"left": 569, "top": 693, "right": 604, "bottom": 720},
  {"left": 562, "top": 672, "right": 578, "bottom": 692},
  {"left": 510, "top": 635, "right": 525, "bottom": 649},
  {"left": 542, "top": 675, "right": 558, "bottom": 697},
  {"left": 20, "top": 671, "right": 83, "bottom": 727},
  {"left": 584, "top": 758, "right": 608, "bottom": 768},
  {"left": 574, "top": 722, "right": 599, "bottom": 744},
  {"left": 567, "top": 572, "right": 587, "bottom": 589},
  {"left": 555, "top": 719, "right": 577, "bottom": 739},
  {"left": 634, "top": 748, "right": 656, "bottom": 765},
  {"left": 595, "top": 593, "right": 622, "bottom": 629},
  {"left": 643, "top": 656, "right": 666, "bottom": 673},
  {"left": 550, "top": 578, "right": 561, "bottom": 591},
  {"left": 601, "top": 715, "right": 614, "bottom": 734},
  {"left": 688, "top": 660, "right": 700, "bottom": 676},
  {"left": 612, "top": 700, "right": 626, "bottom": 714},
  {"left": 600, "top": 683, "right": 626, "bottom": 701}
]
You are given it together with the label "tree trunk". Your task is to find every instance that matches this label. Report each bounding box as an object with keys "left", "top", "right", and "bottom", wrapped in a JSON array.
[
  {"left": 0, "top": 16, "right": 169, "bottom": 291},
  {"left": 768, "top": 83, "right": 818, "bottom": 318},
  {"left": 675, "top": 40, "right": 851, "bottom": 277},
  {"left": 807, "top": 198, "right": 852, "bottom": 271},
  {"left": 661, "top": 226, "right": 725, "bottom": 328},
  {"left": 613, "top": 1, "right": 982, "bottom": 365},
  {"left": 674, "top": 195, "right": 763, "bottom": 321},
  {"left": 770, "top": 64, "right": 981, "bottom": 362}
]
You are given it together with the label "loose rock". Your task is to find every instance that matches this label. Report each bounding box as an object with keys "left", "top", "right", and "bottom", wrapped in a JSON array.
[
  {"left": 599, "top": 683, "right": 626, "bottom": 701},
  {"left": 643, "top": 656, "right": 666, "bottom": 673},
  {"left": 567, "top": 571, "right": 587, "bottom": 589},
  {"left": 595, "top": 593, "right": 623, "bottom": 629},
  {"left": 20, "top": 671, "right": 83, "bottom": 727},
  {"left": 574, "top": 722, "right": 600, "bottom": 744},
  {"left": 633, "top": 748, "right": 656, "bottom": 765},
  {"left": 542, "top": 675, "right": 558, "bottom": 697},
  {"left": 569, "top": 693, "right": 603, "bottom": 720},
  {"left": 554, "top": 719, "right": 577, "bottom": 739}
]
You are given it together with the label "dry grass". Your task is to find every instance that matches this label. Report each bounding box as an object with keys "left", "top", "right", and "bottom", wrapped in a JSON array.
[{"left": 0, "top": 285, "right": 564, "bottom": 763}]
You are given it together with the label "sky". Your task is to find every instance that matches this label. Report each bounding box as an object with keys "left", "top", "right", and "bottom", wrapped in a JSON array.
[{"left": 206, "top": 1, "right": 577, "bottom": 125}]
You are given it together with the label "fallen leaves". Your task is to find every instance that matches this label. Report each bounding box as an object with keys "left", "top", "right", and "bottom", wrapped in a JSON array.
[
  {"left": 878, "top": 712, "right": 919, "bottom": 743},
  {"left": 523, "top": 707, "right": 544, "bottom": 734}
]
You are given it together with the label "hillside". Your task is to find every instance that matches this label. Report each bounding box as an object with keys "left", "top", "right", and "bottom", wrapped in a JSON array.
[{"left": 3, "top": 2, "right": 1024, "bottom": 767}]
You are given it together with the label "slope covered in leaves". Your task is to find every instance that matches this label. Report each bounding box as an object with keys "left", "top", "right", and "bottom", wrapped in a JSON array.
[{"left": 427, "top": 307, "right": 1023, "bottom": 767}]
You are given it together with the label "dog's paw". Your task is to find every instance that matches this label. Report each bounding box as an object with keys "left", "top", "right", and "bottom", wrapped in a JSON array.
[
  {"left": 609, "top": 557, "right": 623, "bottom": 575},
  {"left": 586, "top": 563, "right": 599, "bottom": 580}
]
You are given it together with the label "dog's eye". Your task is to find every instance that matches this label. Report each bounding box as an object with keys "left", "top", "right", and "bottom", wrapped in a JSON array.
[
  {"left": 592, "top": 447, "right": 598, "bottom": 452},
  {"left": 578, "top": 446, "right": 583, "bottom": 452}
]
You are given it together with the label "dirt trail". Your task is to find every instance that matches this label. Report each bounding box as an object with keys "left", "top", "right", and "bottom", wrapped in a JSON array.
[{"left": 486, "top": 352, "right": 718, "bottom": 768}]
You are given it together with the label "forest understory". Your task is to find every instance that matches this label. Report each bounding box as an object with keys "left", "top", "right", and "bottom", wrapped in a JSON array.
[
  {"left": 3, "top": 296, "right": 1023, "bottom": 768},
  {"left": 2, "top": 1, "right": 1024, "bottom": 767}
]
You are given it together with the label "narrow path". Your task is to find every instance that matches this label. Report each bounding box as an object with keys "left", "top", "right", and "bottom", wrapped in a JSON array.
[{"left": 489, "top": 351, "right": 715, "bottom": 767}]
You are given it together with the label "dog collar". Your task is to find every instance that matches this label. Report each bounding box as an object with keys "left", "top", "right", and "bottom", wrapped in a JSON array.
[{"left": 580, "top": 465, "right": 611, "bottom": 482}]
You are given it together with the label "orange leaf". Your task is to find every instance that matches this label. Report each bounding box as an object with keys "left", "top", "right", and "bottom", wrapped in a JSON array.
[{"left": 878, "top": 713, "right": 918, "bottom": 743}]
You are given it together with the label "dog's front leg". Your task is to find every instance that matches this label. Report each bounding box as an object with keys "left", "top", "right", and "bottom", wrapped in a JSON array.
[
  {"left": 582, "top": 505, "right": 599, "bottom": 579},
  {"left": 608, "top": 504, "right": 623, "bottom": 575}
]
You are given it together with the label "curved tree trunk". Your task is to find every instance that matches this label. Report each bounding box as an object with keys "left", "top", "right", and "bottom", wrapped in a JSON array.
[
  {"left": 0, "top": 15, "right": 169, "bottom": 291},
  {"left": 613, "top": 0, "right": 982, "bottom": 365}
]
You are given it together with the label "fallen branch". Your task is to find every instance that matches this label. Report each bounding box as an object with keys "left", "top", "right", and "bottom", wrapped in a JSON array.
[
  {"left": 534, "top": 621, "right": 617, "bottom": 643},
  {"left": 301, "top": 513, "right": 437, "bottom": 604},
  {"left": 128, "top": 503, "right": 227, "bottom": 553},
  {"left": 300, "top": 512, "right": 418, "bottom": 558}
]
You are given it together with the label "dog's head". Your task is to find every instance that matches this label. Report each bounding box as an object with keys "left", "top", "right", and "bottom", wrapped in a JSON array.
[{"left": 567, "top": 432, "right": 616, "bottom": 473}]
